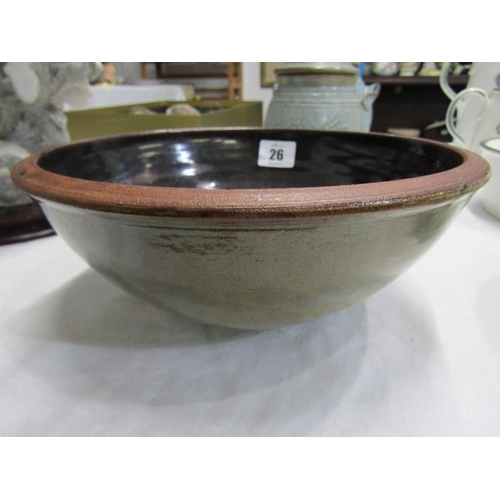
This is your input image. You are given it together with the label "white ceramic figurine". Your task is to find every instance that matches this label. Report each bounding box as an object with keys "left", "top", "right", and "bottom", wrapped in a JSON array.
[{"left": 0, "top": 62, "right": 102, "bottom": 206}]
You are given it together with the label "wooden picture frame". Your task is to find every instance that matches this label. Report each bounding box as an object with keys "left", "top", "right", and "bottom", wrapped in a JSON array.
[{"left": 260, "top": 62, "right": 285, "bottom": 87}]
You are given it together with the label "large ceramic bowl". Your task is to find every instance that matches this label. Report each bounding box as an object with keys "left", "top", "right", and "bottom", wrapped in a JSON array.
[{"left": 13, "top": 128, "right": 489, "bottom": 329}]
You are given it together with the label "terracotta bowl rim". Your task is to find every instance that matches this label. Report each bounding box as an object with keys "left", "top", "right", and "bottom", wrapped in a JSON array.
[{"left": 12, "top": 127, "right": 490, "bottom": 219}]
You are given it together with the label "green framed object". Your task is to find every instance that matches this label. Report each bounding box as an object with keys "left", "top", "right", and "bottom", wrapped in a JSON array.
[{"left": 66, "top": 100, "right": 263, "bottom": 140}]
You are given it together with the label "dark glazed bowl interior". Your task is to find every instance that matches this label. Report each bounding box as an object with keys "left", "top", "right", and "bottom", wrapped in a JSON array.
[{"left": 39, "top": 129, "right": 464, "bottom": 190}]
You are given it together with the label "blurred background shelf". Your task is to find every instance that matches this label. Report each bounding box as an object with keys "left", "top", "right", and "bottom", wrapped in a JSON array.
[
  {"left": 140, "top": 62, "right": 242, "bottom": 100},
  {"left": 363, "top": 74, "right": 469, "bottom": 140},
  {"left": 364, "top": 75, "right": 468, "bottom": 86}
]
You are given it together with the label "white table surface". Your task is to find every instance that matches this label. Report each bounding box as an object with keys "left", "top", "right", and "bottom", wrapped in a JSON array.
[
  {"left": 1, "top": 196, "right": 500, "bottom": 436},
  {"left": 64, "top": 84, "right": 195, "bottom": 111}
]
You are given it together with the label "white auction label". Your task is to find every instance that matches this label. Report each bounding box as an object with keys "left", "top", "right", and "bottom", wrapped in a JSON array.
[{"left": 258, "top": 140, "right": 297, "bottom": 168}]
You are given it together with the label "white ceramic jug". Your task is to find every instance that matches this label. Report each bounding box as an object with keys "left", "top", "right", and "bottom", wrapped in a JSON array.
[
  {"left": 440, "top": 62, "right": 500, "bottom": 99},
  {"left": 440, "top": 62, "right": 500, "bottom": 147},
  {"left": 445, "top": 88, "right": 500, "bottom": 152},
  {"left": 479, "top": 137, "right": 500, "bottom": 220}
]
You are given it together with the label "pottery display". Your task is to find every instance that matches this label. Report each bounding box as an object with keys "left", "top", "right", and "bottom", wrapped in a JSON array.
[
  {"left": 418, "top": 62, "right": 440, "bottom": 77},
  {"left": 12, "top": 128, "right": 489, "bottom": 329},
  {"left": 399, "top": 63, "right": 421, "bottom": 77},
  {"left": 371, "top": 62, "right": 399, "bottom": 77},
  {"left": 265, "top": 63, "right": 380, "bottom": 132}
]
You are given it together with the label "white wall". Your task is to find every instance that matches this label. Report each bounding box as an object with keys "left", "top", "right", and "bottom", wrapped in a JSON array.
[{"left": 242, "top": 62, "right": 273, "bottom": 120}]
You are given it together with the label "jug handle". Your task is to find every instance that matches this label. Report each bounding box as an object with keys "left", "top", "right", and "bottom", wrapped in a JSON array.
[
  {"left": 445, "top": 87, "right": 488, "bottom": 146},
  {"left": 361, "top": 83, "right": 381, "bottom": 111},
  {"left": 440, "top": 62, "right": 456, "bottom": 100}
]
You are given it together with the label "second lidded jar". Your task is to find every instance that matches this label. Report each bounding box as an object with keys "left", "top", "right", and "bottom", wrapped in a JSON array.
[{"left": 265, "top": 62, "right": 380, "bottom": 132}]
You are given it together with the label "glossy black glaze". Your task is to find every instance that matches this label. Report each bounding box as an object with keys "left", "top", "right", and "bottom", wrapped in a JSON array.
[{"left": 39, "top": 129, "right": 463, "bottom": 190}]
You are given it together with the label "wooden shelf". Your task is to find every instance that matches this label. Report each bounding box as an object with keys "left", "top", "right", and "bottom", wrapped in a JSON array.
[
  {"left": 364, "top": 75, "right": 469, "bottom": 86},
  {"left": 366, "top": 74, "right": 469, "bottom": 139}
]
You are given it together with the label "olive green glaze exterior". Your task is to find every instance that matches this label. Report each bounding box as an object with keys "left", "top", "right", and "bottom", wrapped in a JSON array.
[
  {"left": 40, "top": 196, "right": 470, "bottom": 329},
  {"left": 12, "top": 129, "right": 490, "bottom": 329}
]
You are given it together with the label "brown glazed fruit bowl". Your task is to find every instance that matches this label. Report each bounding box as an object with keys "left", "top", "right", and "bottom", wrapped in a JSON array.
[{"left": 12, "top": 128, "right": 489, "bottom": 329}]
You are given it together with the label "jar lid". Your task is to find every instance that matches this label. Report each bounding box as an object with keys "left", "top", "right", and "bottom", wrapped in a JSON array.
[{"left": 275, "top": 62, "right": 359, "bottom": 76}]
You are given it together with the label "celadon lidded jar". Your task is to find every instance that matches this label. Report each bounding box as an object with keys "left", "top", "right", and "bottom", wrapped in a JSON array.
[{"left": 265, "top": 62, "right": 380, "bottom": 132}]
